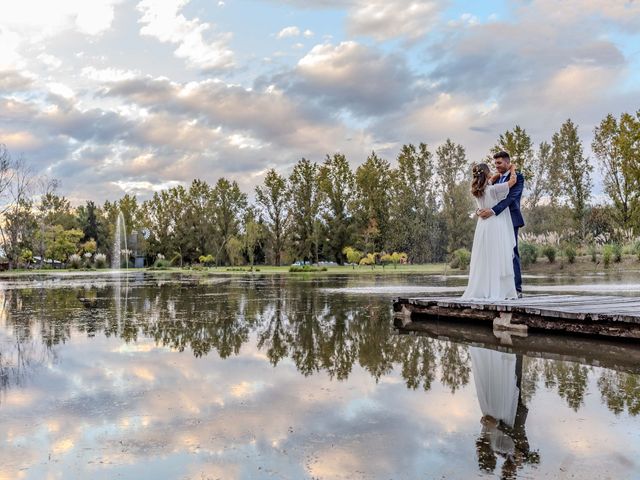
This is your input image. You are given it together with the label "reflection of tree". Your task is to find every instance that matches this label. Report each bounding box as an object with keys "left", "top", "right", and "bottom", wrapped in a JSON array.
[
  {"left": 597, "top": 370, "right": 640, "bottom": 416},
  {"left": 542, "top": 361, "right": 590, "bottom": 411},
  {"left": 438, "top": 342, "right": 470, "bottom": 393},
  {"left": 395, "top": 336, "right": 437, "bottom": 391},
  {"left": 0, "top": 291, "right": 53, "bottom": 403},
  {"left": 352, "top": 305, "right": 397, "bottom": 381},
  {"left": 519, "top": 356, "right": 542, "bottom": 404},
  {"left": 256, "top": 300, "right": 290, "bottom": 366}
]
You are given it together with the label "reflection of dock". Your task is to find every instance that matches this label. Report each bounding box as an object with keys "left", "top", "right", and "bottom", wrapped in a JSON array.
[
  {"left": 393, "top": 295, "right": 640, "bottom": 340},
  {"left": 394, "top": 315, "right": 640, "bottom": 374}
]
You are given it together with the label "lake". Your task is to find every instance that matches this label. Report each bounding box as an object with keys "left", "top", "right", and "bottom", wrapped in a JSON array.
[{"left": 1, "top": 271, "right": 639, "bottom": 479}]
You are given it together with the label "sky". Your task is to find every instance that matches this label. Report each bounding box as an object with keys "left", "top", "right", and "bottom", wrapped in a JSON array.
[{"left": 1, "top": 0, "right": 639, "bottom": 203}]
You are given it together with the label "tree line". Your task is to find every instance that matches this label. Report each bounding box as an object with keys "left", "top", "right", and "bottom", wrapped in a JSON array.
[{"left": 0, "top": 111, "right": 638, "bottom": 268}]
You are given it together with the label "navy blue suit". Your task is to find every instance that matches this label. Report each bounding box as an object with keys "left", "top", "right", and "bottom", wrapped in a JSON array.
[{"left": 491, "top": 172, "right": 525, "bottom": 293}]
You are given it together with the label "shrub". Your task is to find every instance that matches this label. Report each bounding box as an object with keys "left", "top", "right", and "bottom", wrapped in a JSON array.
[
  {"left": 449, "top": 248, "right": 471, "bottom": 270},
  {"left": 603, "top": 244, "right": 614, "bottom": 267},
  {"left": 563, "top": 245, "right": 577, "bottom": 264},
  {"left": 153, "top": 259, "right": 172, "bottom": 269},
  {"left": 359, "top": 253, "right": 376, "bottom": 268},
  {"left": 198, "top": 254, "right": 215, "bottom": 267},
  {"left": 68, "top": 254, "right": 83, "bottom": 269},
  {"left": 633, "top": 240, "right": 640, "bottom": 261},
  {"left": 379, "top": 253, "right": 392, "bottom": 268},
  {"left": 612, "top": 243, "right": 623, "bottom": 263},
  {"left": 390, "top": 252, "right": 408, "bottom": 268},
  {"left": 289, "top": 265, "right": 327, "bottom": 273},
  {"left": 541, "top": 245, "right": 556, "bottom": 263},
  {"left": 94, "top": 253, "right": 107, "bottom": 268},
  {"left": 588, "top": 244, "right": 598, "bottom": 263},
  {"left": 520, "top": 242, "right": 538, "bottom": 267}
]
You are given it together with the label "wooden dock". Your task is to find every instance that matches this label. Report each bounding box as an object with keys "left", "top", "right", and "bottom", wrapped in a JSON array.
[{"left": 392, "top": 295, "right": 640, "bottom": 339}]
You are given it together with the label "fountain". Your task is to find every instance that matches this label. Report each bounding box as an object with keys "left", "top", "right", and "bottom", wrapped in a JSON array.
[{"left": 112, "top": 211, "right": 128, "bottom": 270}]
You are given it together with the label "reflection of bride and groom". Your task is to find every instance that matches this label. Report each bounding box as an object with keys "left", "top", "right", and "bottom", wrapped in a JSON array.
[{"left": 471, "top": 348, "right": 539, "bottom": 478}]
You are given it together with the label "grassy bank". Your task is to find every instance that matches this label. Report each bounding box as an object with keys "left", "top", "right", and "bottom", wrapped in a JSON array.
[
  {"left": 2, "top": 256, "right": 638, "bottom": 280},
  {"left": 0, "top": 263, "right": 449, "bottom": 278}
]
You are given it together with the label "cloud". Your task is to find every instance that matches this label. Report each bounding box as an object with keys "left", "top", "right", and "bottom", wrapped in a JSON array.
[
  {"left": 279, "top": 41, "right": 420, "bottom": 117},
  {"left": 347, "top": 0, "right": 442, "bottom": 41},
  {"left": 137, "top": 0, "right": 235, "bottom": 71},
  {"left": 1, "top": 0, "right": 123, "bottom": 38},
  {"left": 0, "top": 70, "right": 33, "bottom": 93},
  {"left": 276, "top": 26, "right": 301, "bottom": 38}
]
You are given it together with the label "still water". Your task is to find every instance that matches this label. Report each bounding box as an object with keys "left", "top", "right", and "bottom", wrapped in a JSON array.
[{"left": 1, "top": 272, "right": 640, "bottom": 479}]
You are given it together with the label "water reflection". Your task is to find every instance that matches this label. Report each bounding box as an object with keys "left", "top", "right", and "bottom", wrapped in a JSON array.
[
  {"left": 3, "top": 279, "right": 640, "bottom": 417},
  {"left": 0, "top": 276, "right": 640, "bottom": 479}
]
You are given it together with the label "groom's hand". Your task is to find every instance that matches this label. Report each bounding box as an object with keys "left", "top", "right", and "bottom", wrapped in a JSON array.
[{"left": 477, "top": 208, "right": 494, "bottom": 219}]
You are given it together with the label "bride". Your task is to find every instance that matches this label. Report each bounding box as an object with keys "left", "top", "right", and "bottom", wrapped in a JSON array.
[{"left": 462, "top": 162, "right": 518, "bottom": 300}]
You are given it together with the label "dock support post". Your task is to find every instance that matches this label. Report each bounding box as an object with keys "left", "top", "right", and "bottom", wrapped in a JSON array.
[{"left": 493, "top": 312, "right": 528, "bottom": 334}]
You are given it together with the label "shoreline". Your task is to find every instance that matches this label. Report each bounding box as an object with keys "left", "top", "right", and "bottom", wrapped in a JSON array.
[{"left": 0, "top": 256, "right": 639, "bottom": 280}]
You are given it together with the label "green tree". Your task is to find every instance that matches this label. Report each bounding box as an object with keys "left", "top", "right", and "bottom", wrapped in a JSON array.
[
  {"left": 318, "top": 153, "right": 356, "bottom": 264},
  {"left": 0, "top": 152, "right": 37, "bottom": 268},
  {"left": 76, "top": 201, "right": 108, "bottom": 250},
  {"left": 40, "top": 226, "right": 83, "bottom": 262},
  {"left": 225, "top": 236, "right": 244, "bottom": 266},
  {"left": 342, "top": 246, "right": 363, "bottom": 268},
  {"left": 255, "top": 169, "right": 290, "bottom": 266},
  {"left": 437, "top": 139, "right": 474, "bottom": 253},
  {"left": 390, "top": 143, "right": 440, "bottom": 262},
  {"left": 619, "top": 111, "right": 640, "bottom": 212},
  {"left": 211, "top": 178, "right": 248, "bottom": 265},
  {"left": 526, "top": 141, "right": 552, "bottom": 209},
  {"left": 354, "top": 151, "right": 392, "bottom": 252},
  {"left": 551, "top": 119, "right": 593, "bottom": 238},
  {"left": 142, "top": 186, "right": 184, "bottom": 259},
  {"left": 288, "top": 158, "right": 321, "bottom": 263},
  {"left": 243, "top": 209, "right": 263, "bottom": 269},
  {"left": 491, "top": 125, "right": 534, "bottom": 180},
  {"left": 593, "top": 112, "right": 639, "bottom": 232}
]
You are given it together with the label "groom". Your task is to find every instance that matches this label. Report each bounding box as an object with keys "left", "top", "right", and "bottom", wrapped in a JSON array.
[{"left": 477, "top": 151, "right": 525, "bottom": 297}]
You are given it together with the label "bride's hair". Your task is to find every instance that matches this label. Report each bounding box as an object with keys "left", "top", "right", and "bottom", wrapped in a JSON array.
[{"left": 471, "top": 163, "right": 490, "bottom": 198}]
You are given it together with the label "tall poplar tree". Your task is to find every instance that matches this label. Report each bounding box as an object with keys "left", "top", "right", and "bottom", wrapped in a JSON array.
[
  {"left": 318, "top": 153, "right": 355, "bottom": 264},
  {"left": 551, "top": 119, "right": 592, "bottom": 238},
  {"left": 255, "top": 169, "right": 290, "bottom": 266},
  {"left": 288, "top": 158, "right": 321, "bottom": 263},
  {"left": 390, "top": 143, "right": 441, "bottom": 262},
  {"left": 437, "top": 139, "right": 474, "bottom": 253},
  {"left": 592, "top": 113, "right": 638, "bottom": 231},
  {"left": 354, "top": 151, "right": 392, "bottom": 253}
]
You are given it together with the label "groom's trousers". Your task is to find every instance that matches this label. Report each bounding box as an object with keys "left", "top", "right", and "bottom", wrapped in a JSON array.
[{"left": 513, "top": 227, "right": 522, "bottom": 293}]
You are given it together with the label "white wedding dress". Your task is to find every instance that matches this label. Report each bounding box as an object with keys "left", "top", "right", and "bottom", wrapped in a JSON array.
[{"left": 462, "top": 182, "right": 517, "bottom": 300}]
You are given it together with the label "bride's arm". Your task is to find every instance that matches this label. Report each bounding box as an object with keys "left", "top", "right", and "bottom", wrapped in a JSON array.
[{"left": 489, "top": 173, "right": 500, "bottom": 184}]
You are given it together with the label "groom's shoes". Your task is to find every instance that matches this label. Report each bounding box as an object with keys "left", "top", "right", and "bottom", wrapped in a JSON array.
[{"left": 517, "top": 291, "right": 524, "bottom": 299}]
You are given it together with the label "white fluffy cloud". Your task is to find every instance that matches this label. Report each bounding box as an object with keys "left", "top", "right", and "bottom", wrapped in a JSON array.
[
  {"left": 276, "top": 26, "right": 301, "bottom": 38},
  {"left": 137, "top": 0, "right": 235, "bottom": 71},
  {"left": 347, "top": 0, "right": 442, "bottom": 41},
  {"left": 2, "top": 0, "right": 122, "bottom": 37}
]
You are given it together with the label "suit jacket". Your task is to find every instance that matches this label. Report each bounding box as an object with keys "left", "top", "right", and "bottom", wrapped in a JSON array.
[{"left": 492, "top": 172, "right": 525, "bottom": 228}]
